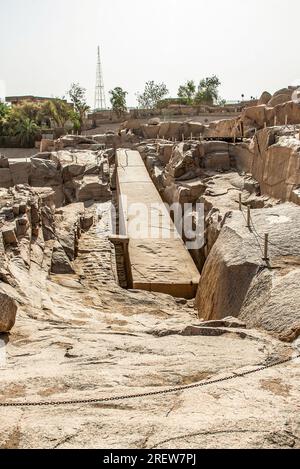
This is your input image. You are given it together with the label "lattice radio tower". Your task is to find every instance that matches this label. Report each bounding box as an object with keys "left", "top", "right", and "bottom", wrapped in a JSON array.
[{"left": 94, "top": 46, "right": 106, "bottom": 110}]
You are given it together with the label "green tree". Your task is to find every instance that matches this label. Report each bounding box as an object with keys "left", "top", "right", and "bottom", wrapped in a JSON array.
[
  {"left": 194, "top": 75, "right": 221, "bottom": 106},
  {"left": 177, "top": 80, "right": 196, "bottom": 105},
  {"left": 136, "top": 81, "right": 169, "bottom": 109},
  {"left": 40, "top": 98, "right": 71, "bottom": 128},
  {"left": 14, "top": 117, "right": 40, "bottom": 147},
  {"left": 68, "top": 83, "right": 90, "bottom": 133},
  {"left": 0, "top": 101, "right": 10, "bottom": 120},
  {"left": 0, "top": 101, "right": 11, "bottom": 135},
  {"left": 109, "top": 87, "right": 128, "bottom": 117}
]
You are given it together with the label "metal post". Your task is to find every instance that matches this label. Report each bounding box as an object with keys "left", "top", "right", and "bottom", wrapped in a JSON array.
[
  {"left": 247, "top": 206, "right": 251, "bottom": 229},
  {"left": 239, "top": 193, "right": 242, "bottom": 211},
  {"left": 285, "top": 115, "right": 288, "bottom": 127},
  {"left": 263, "top": 233, "right": 269, "bottom": 261},
  {"left": 190, "top": 132, "right": 193, "bottom": 141},
  {"left": 274, "top": 115, "right": 277, "bottom": 126},
  {"left": 182, "top": 133, "right": 185, "bottom": 142},
  {"left": 264, "top": 122, "right": 267, "bottom": 129}
]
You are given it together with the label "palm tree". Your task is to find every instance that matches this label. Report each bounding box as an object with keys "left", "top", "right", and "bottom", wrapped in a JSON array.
[{"left": 14, "top": 117, "right": 40, "bottom": 147}]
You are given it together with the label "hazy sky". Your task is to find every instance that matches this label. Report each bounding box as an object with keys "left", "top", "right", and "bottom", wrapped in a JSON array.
[{"left": 0, "top": 0, "right": 300, "bottom": 107}]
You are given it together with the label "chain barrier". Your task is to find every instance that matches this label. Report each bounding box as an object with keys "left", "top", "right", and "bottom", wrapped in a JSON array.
[{"left": 0, "top": 353, "right": 299, "bottom": 408}]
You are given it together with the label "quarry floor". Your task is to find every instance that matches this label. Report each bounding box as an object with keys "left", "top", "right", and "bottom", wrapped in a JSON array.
[{"left": 0, "top": 203, "right": 300, "bottom": 449}]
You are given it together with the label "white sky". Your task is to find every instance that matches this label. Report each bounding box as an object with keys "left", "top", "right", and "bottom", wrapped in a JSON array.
[{"left": 0, "top": 0, "right": 300, "bottom": 107}]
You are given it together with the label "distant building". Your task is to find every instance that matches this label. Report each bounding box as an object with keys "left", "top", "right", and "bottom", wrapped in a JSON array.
[{"left": 5, "top": 95, "right": 72, "bottom": 107}]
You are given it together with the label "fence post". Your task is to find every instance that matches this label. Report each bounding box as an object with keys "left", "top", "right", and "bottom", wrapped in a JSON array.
[
  {"left": 239, "top": 193, "right": 242, "bottom": 211},
  {"left": 263, "top": 233, "right": 269, "bottom": 261},
  {"left": 247, "top": 206, "right": 251, "bottom": 229}
]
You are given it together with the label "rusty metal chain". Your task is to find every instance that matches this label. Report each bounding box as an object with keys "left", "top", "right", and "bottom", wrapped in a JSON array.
[{"left": 0, "top": 353, "right": 299, "bottom": 408}]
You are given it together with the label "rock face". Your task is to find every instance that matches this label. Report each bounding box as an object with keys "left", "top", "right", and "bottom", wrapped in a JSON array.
[
  {"left": 0, "top": 149, "right": 111, "bottom": 206},
  {"left": 231, "top": 127, "right": 300, "bottom": 205},
  {"left": 240, "top": 86, "right": 300, "bottom": 130},
  {"left": 0, "top": 184, "right": 96, "bottom": 331},
  {"left": 258, "top": 91, "right": 272, "bottom": 106},
  {"left": 1, "top": 133, "right": 300, "bottom": 448},
  {"left": 0, "top": 190, "right": 299, "bottom": 449},
  {"left": 0, "top": 283, "right": 18, "bottom": 332},
  {"left": 239, "top": 267, "right": 300, "bottom": 341},
  {"left": 51, "top": 241, "right": 75, "bottom": 274},
  {"left": 195, "top": 203, "right": 300, "bottom": 339}
]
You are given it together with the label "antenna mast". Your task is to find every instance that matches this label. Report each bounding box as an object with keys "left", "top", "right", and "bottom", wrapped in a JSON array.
[{"left": 94, "top": 46, "right": 106, "bottom": 110}]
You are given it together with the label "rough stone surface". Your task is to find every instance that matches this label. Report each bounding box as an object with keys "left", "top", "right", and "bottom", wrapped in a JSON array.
[
  {"left": 195, "top": 203, "right": 300, "bottom": 339},
  {"left": 0, "top": 201, "right": 299, "bottom": 449},
  {"left": 0, "top": 283, "right": 18, "bottom": 332}
]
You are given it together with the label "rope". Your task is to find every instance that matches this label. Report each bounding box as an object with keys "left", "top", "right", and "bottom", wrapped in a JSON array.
[{"left": 0, "top": 353, "right": 298, "bottom": 408}]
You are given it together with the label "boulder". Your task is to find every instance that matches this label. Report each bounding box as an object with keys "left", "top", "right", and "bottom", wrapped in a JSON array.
[
  {"left": 204, "top": 118, "right": 240, "bottom": 138},
  {"left": 258, "top": 91, "right": 272, "bottom": 106},
  {"left": 76, "top": 175, "right": 111, "bottom": 202},
  {"left": 240, "top": 267, "right": 300, "bottom": 341},
  {"left": 241, "top": 105, "right": 268, "bottom": 128},
  {"left": 62, "top": 163, "right": 85, "bottom": 182},
  {"left": 249, "top": 128, "right": 300, "bottom": 203},
  {"left": 195, "top": 204, "right": 300, "bottom": 332},
  {"left": 148, "top": 117, "right": 160, "bottom": 125},
  {"left": 0, "top": 282, "right": 18, "bottom": 332},
  {"left": 268, "top": 93, "right": 292, "bottom": 107},
  {"left": 30, "top": 158, "right": 62, "bottom": 187}
]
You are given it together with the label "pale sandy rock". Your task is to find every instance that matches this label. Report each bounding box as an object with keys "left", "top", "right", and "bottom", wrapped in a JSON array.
[
  {"left": 240, "top": 267, "right": 300, "bottom": 340},
  {"left": 204, "top": 118, "right": 240, "bottom": 139},
  {"left": 268, "top": 93, "right": 292, "bottom": 107},
  {"left": 195, "top": 203, "right": 300, "bottom": 338},
  {"left": 30, "top": 158, "right": 62, "bottom": 187},
  {"left": 258, "top": 91, "right": 272, "bottom": 106},
  {"left": 242, "top": 105, "right": 268, "bottom": 128},
  {"left": 76, "top": 175, "right": 111, "bottom": 202}
]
